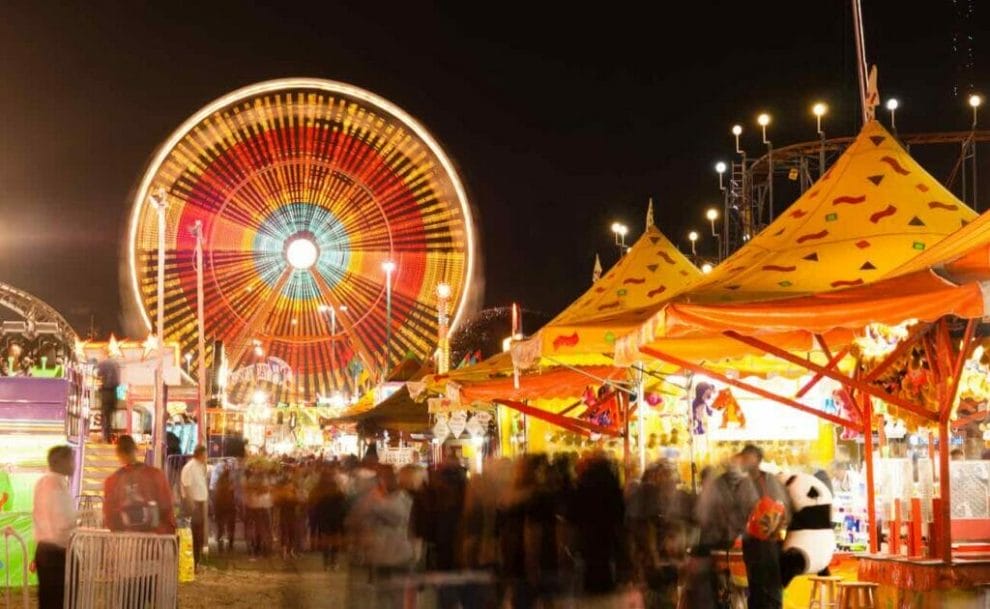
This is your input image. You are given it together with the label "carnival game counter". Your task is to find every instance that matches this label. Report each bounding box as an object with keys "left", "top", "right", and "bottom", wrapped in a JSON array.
[{"left": 857, "top": 553, "right": 990, "bottom": 607}]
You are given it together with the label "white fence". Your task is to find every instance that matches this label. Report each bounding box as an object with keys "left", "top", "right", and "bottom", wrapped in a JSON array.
[
  {"left": 1, "top": 526, "right": 28, "bottom": 609},
  {"left": 66, "top": 529, "right": 177, "bottom": 609}
]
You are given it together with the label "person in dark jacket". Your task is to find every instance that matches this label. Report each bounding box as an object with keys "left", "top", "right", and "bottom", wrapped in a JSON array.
[
  {"left": 312, "top": 467, "right": 348, "bottom": 570},
  {"left": 571, "top": 453, "right": 626, "bottom": 597}
]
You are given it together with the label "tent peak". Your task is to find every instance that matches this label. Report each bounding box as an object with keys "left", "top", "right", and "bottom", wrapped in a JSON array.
[
  {"left": 592, "top": 254, "right": 603, "bottom": 284},
  {"left": 646, "top": 197, "right": 655, "bottom": 230}
]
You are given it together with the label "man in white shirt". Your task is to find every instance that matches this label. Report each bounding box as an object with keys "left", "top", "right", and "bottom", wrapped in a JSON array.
[
  {"left": 33, "top": 445, "right": 77, "bottom": 609},
  {"left": 180, "top": 445, "right": 209, "bottom": 569}
]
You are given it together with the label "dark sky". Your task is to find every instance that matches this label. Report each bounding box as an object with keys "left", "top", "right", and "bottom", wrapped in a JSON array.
[{"left": 0, "top": 1, "right": 982, "bottom": 337}]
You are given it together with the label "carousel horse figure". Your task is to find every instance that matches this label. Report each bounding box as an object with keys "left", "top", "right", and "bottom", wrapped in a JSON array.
[{"left": 711, "top": 387, "right": 746, "bottom": 428}]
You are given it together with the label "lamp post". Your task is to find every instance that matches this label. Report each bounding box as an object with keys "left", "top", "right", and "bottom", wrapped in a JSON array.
[
  {"left": 436, "top": 283, "right": 451, "bottom": 374},
  {"left": 813, "top": 102, "right": 828, "bottom": 179},
  {"left": 758, "top": 113, "right": 774, "bottom": 220},
  {"left": 382, "top": 260, "right": 395, "bottom": 379},
  {"left": 149, "top": 188, "right": 168, "bottom": 468},
  {"left": 886, "top": 98, "right": 899, "bottom": 133},
  {"left": 732, "top": 125, "right": 743, "bottom": 154},
  {"left": 701, "top": 263, "right": 713, "bottom": 274},
  {"left": 319, "top": 304, "right": 338, "bottom": 387},
  {"left": 190, "top": 220, "right": 207, "bottom": 449},
  {"left": 706, "top": 208, "right": 721, "bottom": 261},
  {"left": 969, "top": 94, "right": 982, "bottom": 209},
  {"left": 611, "top": 222, "right": 629, "bottom": 257},
  {"left": 715, "top": 161, "right": 727, "bottom": 191},
  {"left": 688, "top": 230, "right": 698, "bottom": 262}
]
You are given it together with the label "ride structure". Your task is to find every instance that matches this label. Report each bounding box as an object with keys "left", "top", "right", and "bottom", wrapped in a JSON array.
[{"left": 127, "top": 78, "right": 476, "bottom": 408}]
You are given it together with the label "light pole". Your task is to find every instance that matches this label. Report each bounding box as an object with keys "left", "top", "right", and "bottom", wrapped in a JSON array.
[
  {"left": 688, "top": 230, "right": 698, "bottom": 262},
  {"left": 813, "top": 102, "right": 827, "bottom": 179},
  {"left": 382, "top": 260, "right": 395, "bottom": 379},
  {"left": 149, "top": 188, "right": 168, "bottom": 468},
  {"left": 191, "top": 220, "right": 207, "bottom": 449},
  {"left": 611, "top": 222, "right": 629, "bottom": 257},
  {"left": 886, "top": 98, "right": 899, "bottom": 133},
  {"left": 732, "top": 125, "right": 743, "bottom": 154},
  {"left": 436, "top": 283, "right": 451, "bottom": 374},
  {"left": 319, "top": 304, "right": 338, "bottom": 387},
  {"left": 758, "top": 113, "right": 774, "bottom": 220},
  {"left": 701, "top": 263, "right": 713, "bottom": 274},
  {"left": 969, "top": 94, "right": 982, "bottom": 209},
  {"left": 706, "top": 208, "right": 721, "bottom": 261},
  {"left": 715, "top": 161, "right": 727, "bottom": 191}
]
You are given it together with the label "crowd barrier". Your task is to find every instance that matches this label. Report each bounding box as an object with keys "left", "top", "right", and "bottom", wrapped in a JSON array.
[
  {"left": 1, "top": 526, "right": 28, "bottom": 609},
  {"left": 66, "top": 528, "right": 178, "bottom": 609}
]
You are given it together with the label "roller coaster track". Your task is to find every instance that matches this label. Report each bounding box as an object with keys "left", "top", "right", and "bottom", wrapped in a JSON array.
[{"left": 0, "top": 281, "right": 79, "bottom": 347}]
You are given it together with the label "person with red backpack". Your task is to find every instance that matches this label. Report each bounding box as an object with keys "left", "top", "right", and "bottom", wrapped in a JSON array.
[{"left": 103, "top": 435, "right": 176, "bottom": 535}]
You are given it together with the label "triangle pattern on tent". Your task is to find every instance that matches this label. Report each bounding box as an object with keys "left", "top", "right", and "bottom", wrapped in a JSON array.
[{"left": 680, "top": 120, "right": 976, "bottom": 303}]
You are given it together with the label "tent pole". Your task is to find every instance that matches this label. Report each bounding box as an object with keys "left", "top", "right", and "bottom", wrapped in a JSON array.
[
  {"left": 862, "top": 395, "right": 879, "bottom": 553},
  {"left": 637, "top": 362, "right": 647, "bottom": 473}
]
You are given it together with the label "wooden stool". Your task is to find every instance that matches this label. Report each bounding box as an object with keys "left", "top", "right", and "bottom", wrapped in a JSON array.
[
  {"left": 807, "top": 575, "right": 844, "bottom": 609},
  {"left": 837, "top": 582, "right": 879, "bottom": 609}
]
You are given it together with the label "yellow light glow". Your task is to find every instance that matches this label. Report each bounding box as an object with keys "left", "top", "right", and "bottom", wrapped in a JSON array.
[
  {"left": 701, "top": 263, "right": 713, "bottom": 274},
  {"left": 731, "top": 125, "right": 742, "bottom": 136},
  {"left": 970, "top": 94, "right": 983, "bottom": 109},
  {"left": 436, "top": 283, "right": 452, "bottom": 299},
  {"left": 715, "top": 161, "right": 727, "bottom": 174},
  {"left": 757, "top": 113, "right": 771, "bottom": 127},
  {"left": 688, "top": 231, "right": 699, "bottom": 242},
  {"left": 812, "top": 102, "right": 827, "bottom": 117},
  {"left": 886, "top": 98, "right": 899, "bottom": 111},
  {"left": 706, "top": 208, "right": 719, "bottom": 222}
]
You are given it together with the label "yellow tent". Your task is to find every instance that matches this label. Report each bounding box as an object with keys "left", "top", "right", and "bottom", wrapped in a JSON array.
[
  {"left": 616, "top": 120, "right": 977, "bottom": 365},
  {"left": 513, "top": 222, "right": 702, "bottom": 369}
]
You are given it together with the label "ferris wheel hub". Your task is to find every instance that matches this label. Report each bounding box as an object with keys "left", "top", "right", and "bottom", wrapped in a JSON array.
[{"left": 285, "top": 236, "right": 319, "bottom": 270}]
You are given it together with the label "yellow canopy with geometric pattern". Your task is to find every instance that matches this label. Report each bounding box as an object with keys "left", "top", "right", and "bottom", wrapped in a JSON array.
[
  {"left": 615, "top": 120, "right": 977, "bottom": 366},
  {"left": 679, "top": 120, "right": 975, "bottom": 304},
  {"left": 513, "top": 222, "right": 701, "bottom": 368}
]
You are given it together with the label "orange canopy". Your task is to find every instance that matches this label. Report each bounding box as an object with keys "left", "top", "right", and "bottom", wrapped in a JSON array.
[{"left": 616, "top": 120, "right": 978, "bottom": 366}]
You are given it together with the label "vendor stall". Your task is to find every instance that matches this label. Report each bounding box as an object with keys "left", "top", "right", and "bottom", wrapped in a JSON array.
[{"left": 614, "top": 120, "right": 990, "bottom": 604}]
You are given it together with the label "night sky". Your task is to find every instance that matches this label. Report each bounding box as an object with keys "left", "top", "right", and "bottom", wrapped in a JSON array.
[{"left": 0, "top": 1, "right": 982, "bottom": 338}]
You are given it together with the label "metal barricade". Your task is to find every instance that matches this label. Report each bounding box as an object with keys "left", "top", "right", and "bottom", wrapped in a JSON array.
[
  {"left": 75, "top": 495, "right": 104, "bottom": 529},
  {"left": 1, "top": 526, "right": 28, "bottom": 609},
  {"left": 65, "top": 529, "right": 178, "bottom": 609}
]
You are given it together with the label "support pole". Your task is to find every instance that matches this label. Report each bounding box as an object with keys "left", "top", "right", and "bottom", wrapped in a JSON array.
[
  {"left": 637, "top": 363, "right": 646, "bottom": 473},
  {"left": 851, "top": 0, "right": 870, "bottom": 126},
  {"left": 863, "top": 395, "right": 878, "bottom": 553},
  {"left": 150, "top": 189, "right": 168, "bottom": 469},
  {"left": 937, "top": 415, "right": 952, "bottom": 562}
]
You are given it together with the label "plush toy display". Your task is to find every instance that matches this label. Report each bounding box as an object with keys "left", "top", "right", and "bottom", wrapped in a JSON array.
[{"left": 779, "top": 471, "right": 835, "bottom": 587}]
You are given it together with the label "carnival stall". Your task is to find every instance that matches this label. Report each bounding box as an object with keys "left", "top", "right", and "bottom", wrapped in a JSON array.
[
  {"left": 614, "top": 120, "right": 990, "bottom": 606},
  {"left": 0, "top": 282, "right": 87, "bottom": 587}
]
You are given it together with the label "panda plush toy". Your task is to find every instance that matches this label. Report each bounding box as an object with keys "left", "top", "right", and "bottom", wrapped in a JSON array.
[{"left": 779, "top": 471, "right": 835, "bottom": 587}]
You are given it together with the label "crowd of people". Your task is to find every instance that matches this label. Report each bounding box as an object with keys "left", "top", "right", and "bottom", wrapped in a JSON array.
[{"left": 31, "top": 436, "right": 814, "bottom": 609}]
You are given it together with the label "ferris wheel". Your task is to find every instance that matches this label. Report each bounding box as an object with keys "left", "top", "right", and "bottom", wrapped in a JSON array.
[{"left": 127, "top": 78, "right": 475, "bottom": 403}]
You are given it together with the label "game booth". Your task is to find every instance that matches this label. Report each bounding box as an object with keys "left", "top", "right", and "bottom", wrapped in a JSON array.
[
  {"left": 611, "top": 122, "right": 990, "bottom": 607},
  {"left": 0, "top": 285, "right": 88, "bottom": 588}
]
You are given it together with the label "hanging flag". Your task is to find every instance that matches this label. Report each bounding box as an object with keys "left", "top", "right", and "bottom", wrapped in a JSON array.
[
  {"left": 592, "top": 254, "right": 603, "bottom": 284},
  {"left": 646, "top": 197, "right": 655, "bottom": 229},
  {"left": 864, "top": 65, "right": 879, "bottom": 121}
]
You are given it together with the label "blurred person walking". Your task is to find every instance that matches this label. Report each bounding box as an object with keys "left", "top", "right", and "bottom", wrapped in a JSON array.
[
  {"left": 243, "top": 466, "right": 274, "bottom": 559},
  {"left": 738, "top": 444, "right": 789, "bottom": 609},
  {"left": 367, "top": 466, "right": 415, "bottom": 609},
  {"left": 95, "top": 355, "right": 121, "bottom": 442},
  {"left": 180, "top": 445, "right": 209, "bottom": 569},
  {"left": 212, "top": 462, "right": 238, "bottom": 552},
  {"left": 103, "top": 435, "right": 176, "bottom": 534},
  {"left": 33, "top": 445, "right": 76, "bottom": 609}
]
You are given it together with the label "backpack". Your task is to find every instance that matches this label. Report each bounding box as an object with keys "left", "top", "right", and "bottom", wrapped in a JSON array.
[
  {"left": 746, "top": 474, "right": 785, "bottom": 541},
  {"left": 113, "top": 464, "right": 161, "bottom": 532}
]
